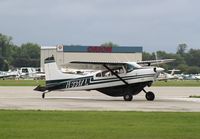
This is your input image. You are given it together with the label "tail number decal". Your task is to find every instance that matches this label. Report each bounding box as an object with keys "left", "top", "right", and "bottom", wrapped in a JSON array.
[{"left": 65, "top": 78, "right": 91, "bottom": 88}]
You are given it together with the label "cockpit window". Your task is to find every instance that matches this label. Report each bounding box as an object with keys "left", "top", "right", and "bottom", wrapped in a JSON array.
[
  {"left": 95, "top": 67, "right": 125, "bottom": 78},
  {"left": 126, "top": 64, "right": 139, "bottom": 72}
]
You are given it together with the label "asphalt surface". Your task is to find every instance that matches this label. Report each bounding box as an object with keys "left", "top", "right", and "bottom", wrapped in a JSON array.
[{"left": 0, "top": 86, "right": 200, "bottom": 112}]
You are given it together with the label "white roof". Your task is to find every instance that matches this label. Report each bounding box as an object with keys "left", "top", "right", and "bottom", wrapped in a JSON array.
[{"left": 41, "top": 46, "right": 56, "bottom": 49}]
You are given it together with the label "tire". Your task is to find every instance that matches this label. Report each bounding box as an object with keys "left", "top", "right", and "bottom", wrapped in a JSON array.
[
  {"left": 145, "top": 91, "right": 155, "bottom": 101},
  {"left": 42, "top": 93, "right": 45, "bottom": 99},
  {"left": 123, "top": 93, "right": 133, "bottom": 101}
]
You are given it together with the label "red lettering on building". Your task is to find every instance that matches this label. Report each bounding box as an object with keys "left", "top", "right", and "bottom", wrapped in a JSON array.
[{"left": 87, "top": 46, "right": 112, "bottom": 53}]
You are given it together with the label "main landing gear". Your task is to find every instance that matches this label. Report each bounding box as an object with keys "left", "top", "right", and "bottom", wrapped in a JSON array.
[
  {"left": 142, "top": 89, "right": 155, "bottom": 101},
  {"left": 123, "top": 89, "right": 155, "bottom": 101},
  {"left": 123, "top": 93, "right": 133, "bottom": 101}
]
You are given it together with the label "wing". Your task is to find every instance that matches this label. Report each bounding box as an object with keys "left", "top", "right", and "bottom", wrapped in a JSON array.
[
  {"left": 137, "top": 59, "right": 175, "bottom": 66},
  {"left": 60, "top": 61, "right": 127, "bottom": 70},
  {"left": 70, "top": 61, "right": 126, "bottom": 65}
]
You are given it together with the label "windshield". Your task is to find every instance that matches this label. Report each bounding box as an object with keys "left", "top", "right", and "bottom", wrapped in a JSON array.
[{"left": 126, "top": 63, "right": 140, "bottom": 72}]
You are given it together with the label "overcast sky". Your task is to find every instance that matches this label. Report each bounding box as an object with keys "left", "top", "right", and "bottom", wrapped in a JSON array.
[{"left": 0, "top": 0, "right": 199, "bottom": 52}]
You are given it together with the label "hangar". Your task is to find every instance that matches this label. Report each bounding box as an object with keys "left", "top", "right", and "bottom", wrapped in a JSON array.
[{"left": 40, "top": 45, "right": 143, "bottom": 71}]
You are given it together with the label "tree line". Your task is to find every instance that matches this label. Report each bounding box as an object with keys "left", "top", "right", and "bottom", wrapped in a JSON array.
[
  {"left": 0, "top": 33, "right": 200, "bottom": 73},
  {"left": 0, "top": 33, "right": 40, "bottom": 71},
  {"left": 143, "top": 44, "right": 200, "bottom": 74}
]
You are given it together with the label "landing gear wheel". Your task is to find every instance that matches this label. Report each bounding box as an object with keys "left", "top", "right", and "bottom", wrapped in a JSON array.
[
  {"left": 123, "top": 94, "right": 133, "bottom": 101},
  {"left": 145, "top": 91, "right": 155, "bottom": 101},
  {"left": 42, "top": 93, "right": 45, "bottom": 99}
]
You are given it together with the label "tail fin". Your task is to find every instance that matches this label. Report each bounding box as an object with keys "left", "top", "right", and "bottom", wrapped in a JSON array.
[
  {"left": 34, "top": 56, "right": 69, "bottom": 92},
  {"left": 44, "top": 56, "right": 69, "bottom": 81},
  {"left": 169, "top": 69, "right": 180, "bottom": 75}
]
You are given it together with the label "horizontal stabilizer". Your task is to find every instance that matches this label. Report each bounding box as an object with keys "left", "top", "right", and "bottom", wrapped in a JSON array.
[{"left": 34, "top": 85, "right": 47, "bottom": 92}]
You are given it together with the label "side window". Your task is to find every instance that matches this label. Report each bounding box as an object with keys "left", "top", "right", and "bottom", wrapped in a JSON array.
[
  {"left": 96, "top": 71, "right": 111, "bottom": 77},
  {"left": 22, "top": 69, "right": 28, "bottom": 73},
  {"left": 96, "top": 67, "right": 125, "bottom": 78},
  {"left": 96, "top": 73, "right": 101, "bottom": 77},
  {"left": 119, "top": 68, "right": 124, "bottom": 74},
  {"left": 102, "top": 71, "right": 111, "bottom": 77}
]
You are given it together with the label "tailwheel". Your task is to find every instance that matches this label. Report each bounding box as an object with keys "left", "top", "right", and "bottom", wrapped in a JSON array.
[
  {"left": 42, "top": 93, "right": 45, "bottom": 99},
  {"left": 145, "top": 91, "right": 155, "bottom": 101},
  {"left": 123, "top": 93, "right": 133, "bottom": 101},
  {"left": 42, "top": 90, "right": 50, "bottom": 99}
]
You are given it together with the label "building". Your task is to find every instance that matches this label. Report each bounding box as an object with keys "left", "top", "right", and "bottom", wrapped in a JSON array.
[{"left": 40, "top": 45, "right": 143, "bottom": 71}]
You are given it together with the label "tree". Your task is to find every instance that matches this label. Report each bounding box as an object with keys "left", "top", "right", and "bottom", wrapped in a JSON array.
[
  {"left": 184, "top": 49, "right": 200, "bottom": 67},
  {"left": 0, "top": 34, "right": 13, "bottom": 70},
  {"left": 0, "top": 57, "right": 9, "bottom": 71},
  {"left": 12, "top": 43, "right": 40, "bottom": 67},
  {"left": 177, "top": 43, "right": 187, "bottom": 56},
  {"left": 187, "top": 66, "right": 200, "bottom": 74},
  {"left": 0, "top": 33, "right": 12, "bottom": 58},
  {"left": 142, "top": 52, "right": 154, "bottom": 60},
  {"left": 20, "top": 43, "right": 40, "bottom": 59},
  {"left": 177, "top": 64, "right": 189, "bottom": 74},
  {"left": 0, "top": 57, "right": 4, "bottom": 70},
  {"left": 101, "top": 42, "right": 119, "bottom": 47}
]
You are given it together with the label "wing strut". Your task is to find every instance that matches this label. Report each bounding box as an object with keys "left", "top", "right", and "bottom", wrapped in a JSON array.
[{"left": 103, "top": 64, "right": 129, "bottom": 85}]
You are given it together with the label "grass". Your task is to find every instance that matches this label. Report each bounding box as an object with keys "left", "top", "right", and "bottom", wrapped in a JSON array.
[
  {"left": 0, "top": 79, "right": 45, "bottom": 86},
  {"left": 0, "top": 110, "right": 200, "bottom": 139},
  {"left": 153, "top": 80, "right": 200, "bottom": 87},
  {"left": 189, "top": 95, "right": 200, "bottom": 98},
  {"left": 0, "top": 79, "right": 200, "bottom": 87}
]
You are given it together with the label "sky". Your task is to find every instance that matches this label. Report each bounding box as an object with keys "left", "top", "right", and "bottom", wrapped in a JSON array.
[{"left": 0, "top": 0, "right": 200, "bottom": 52}]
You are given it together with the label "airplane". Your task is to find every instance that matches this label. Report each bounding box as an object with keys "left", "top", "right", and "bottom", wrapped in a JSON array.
[
  {"left": 182, "top": 74, "right": 200, "bottom": 80},
  {"left": 0, "top": 71, "right": 10, "bottom": 79},
  {"left": 34, "top": 55, "right": 169, "bottom": 101},
  {"left": 157, "top": 69, "right": 181, "bottom": 81},
  {"left": 195, "top": 74, "right": 200, "bottom": 80},
  {"left": 0, "top": 70, "right": 20, "bottom": 79},
  {"left": 18, "top": 67, "right": 45, "bottom": 80}
]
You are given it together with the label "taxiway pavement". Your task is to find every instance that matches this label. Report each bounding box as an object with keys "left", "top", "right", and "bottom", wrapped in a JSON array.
[{"left": 0, "top": 86, "right": 200, "bottom": 112}]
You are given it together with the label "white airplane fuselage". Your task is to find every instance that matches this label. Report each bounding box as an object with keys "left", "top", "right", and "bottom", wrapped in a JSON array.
[
  {"left": 44, "top": 59, "right": 162, "bottom": 92},
  {"left": 34, "top": 56, "right": 164, "bottom": 101}
]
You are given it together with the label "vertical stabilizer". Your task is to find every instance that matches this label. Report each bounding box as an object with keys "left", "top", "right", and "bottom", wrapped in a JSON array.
[{"left": 44, "top": 56, "right": 72, "bottom": 81}]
